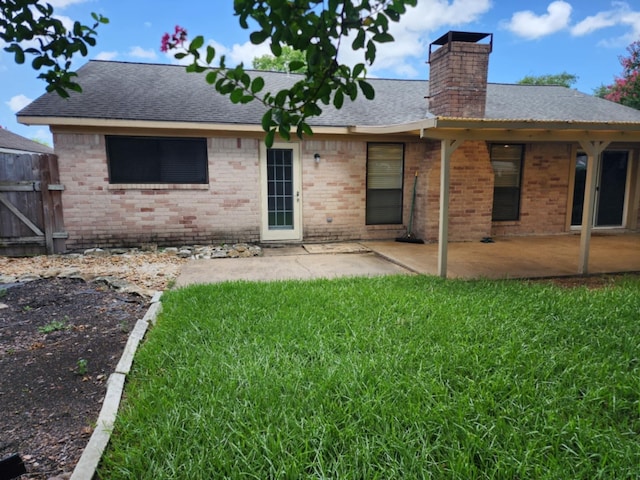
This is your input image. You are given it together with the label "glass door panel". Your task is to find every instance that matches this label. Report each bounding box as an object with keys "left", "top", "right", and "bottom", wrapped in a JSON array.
[{"left": 571, "top": 151, "right": 628, "bottom": 227}]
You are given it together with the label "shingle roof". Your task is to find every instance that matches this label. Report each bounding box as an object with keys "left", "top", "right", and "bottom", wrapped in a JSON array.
[
  {"left": 17, "top": 60, "right": 640, "bottom": 127},
  {"left": 0, "top": 127, "right": 54, "bottom": 154}
]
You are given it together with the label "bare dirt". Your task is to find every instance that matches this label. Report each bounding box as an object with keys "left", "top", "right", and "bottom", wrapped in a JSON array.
[{"left": 0, "top": 252, "right": 187, "bottom": 479}]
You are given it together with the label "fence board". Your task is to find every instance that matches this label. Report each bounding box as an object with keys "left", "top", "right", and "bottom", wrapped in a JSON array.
[{"left": 0, "top": 152, "right": 66, "bottom": 256}]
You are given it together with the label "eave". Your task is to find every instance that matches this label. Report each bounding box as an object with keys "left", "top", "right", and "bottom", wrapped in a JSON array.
[{"left": 16, "top": 116, "right": 352, "bottom": 136}]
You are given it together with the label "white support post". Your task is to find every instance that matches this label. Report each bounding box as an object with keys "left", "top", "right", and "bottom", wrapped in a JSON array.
[
  {"left": 577, "top": 140, "right": 610, "bottom": 274},
  {"left": 438, "top": 138, "right": 463, "bottom": 278}
]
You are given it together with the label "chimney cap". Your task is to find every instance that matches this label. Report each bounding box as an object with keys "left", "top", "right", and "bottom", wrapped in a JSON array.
[
  {"left": 431, "top": 31, "right": 491, "bottom": 46},
  {"left": 429, "top": 31, "right": 493, "bottom": 63}
]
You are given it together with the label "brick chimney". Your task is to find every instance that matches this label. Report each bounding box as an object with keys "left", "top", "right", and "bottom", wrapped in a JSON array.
[{"left": 428, "top": 31, "right": 492, "bottom": 118}]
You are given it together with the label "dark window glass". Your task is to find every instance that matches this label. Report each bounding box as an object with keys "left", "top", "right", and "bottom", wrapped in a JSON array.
[
  {"left": 106, "top": 136, "right": 208, "bottom": 184},
  {"left": 366, "top": 143, "right": 404, "bottom": 225},
  {"left": 491, "top": 144, "right": 523, "bottom": 221}
]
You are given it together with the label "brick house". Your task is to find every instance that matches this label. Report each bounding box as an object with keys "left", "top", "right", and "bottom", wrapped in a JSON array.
[{"left": 17, "top": 31, "right": 640, "bottom": 275}]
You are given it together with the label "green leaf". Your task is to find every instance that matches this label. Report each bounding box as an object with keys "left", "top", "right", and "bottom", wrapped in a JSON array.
[
  {"left": 251, "top": 76, "right": 265, "bottom": 94},
  {"left": 190, "top": 36, "right": 205, "bottom": 51},
  {"left": 385, "top": 9, "right": 401, "bottom": 21},
  {"left": 359, "top": 79, "right": 375, "bottom": 100},
  {"left": 230, "top": 88, "right": 244, "bottom": 103},
  {"left": 333, "top": 88, "right": 344, "bottom": 109},
  {"left": 265, "top": 129, "right": 275, "bottom": 148},
  {"left": 365, "top": 40, "right": 376, "bottom": 64},
  {"left": 353, "top": 63, "right": 365, "bottom": 78},
  {"left": 206, "top": 45, "right": 216, "bottom": 64},
  {"left": 288, "top": 60, "right": 305, "bottom": 72},
  {"left": 296, "top": 121, "right": 314, "bottom": 138},
  {"left": 278, "top": 123, "right": 291, "bottom": 141},
  {"left": 352, "top": 29, "right": 366, "bottom": 50},
  {"left": 250, "top": 30, "right": 269, "bottom": 45},
  {"left": 372, "top": 32, "right": 394, "bottom": 43},
  {"left": 12, "top": 45, "right": 25, "bottom": 64},
  {"left": 270, "top": 41, "right": 282, "bottom": 57},
  {"left": 262, "top": 110, "right": 274, "bottom": 131},
  {"left": 205, "top": 71, "right": 218, "bottom": 84}
]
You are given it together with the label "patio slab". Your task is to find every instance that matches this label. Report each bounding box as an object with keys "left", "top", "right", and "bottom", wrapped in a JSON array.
[
  {"left": 366, "top": 233, "right": 640, "bottom": 279},
  {"left": 176, "top": 251, "right": 410, "bottom": 286}
]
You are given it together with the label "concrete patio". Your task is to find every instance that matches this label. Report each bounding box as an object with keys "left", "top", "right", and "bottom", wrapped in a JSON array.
[{"left": 366, "top": 233, "right": 640, "bottom": 279}]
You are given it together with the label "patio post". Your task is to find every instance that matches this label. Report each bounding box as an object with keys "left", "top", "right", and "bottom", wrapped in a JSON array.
[
  {"left": 577, "top": 140, "right": 610, "bottom": 274},
  {"left": 438, "top": 138, "right": 463, "bottom": 278}
]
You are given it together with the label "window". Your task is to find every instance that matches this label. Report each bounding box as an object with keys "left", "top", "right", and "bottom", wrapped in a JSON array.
[
  {"left": 366, "top": 143, "right": 404, "bottom": 225},
  {"left": 106, "top": 136, "right": 208, "bottom": 184},
  {"left": 491, "top": 144, "right": 523, "bottom": 221}
]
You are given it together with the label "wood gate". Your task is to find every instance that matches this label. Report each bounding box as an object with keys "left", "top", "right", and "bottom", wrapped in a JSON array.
[{"left": 0, "top": 152, "right": 66, "bottom": 256}]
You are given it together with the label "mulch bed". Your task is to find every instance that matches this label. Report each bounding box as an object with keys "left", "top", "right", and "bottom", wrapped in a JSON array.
[{"left": 0, "top": 278, "right": 148, "bottom": 480}]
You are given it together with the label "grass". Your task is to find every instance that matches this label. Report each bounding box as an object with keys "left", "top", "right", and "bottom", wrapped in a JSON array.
[{"left": 99, "top": 275, "right": 640, "bottom": 479}]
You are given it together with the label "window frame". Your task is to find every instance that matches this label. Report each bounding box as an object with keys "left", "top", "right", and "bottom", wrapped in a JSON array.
[
  {"left": 490, "top": 143, "right": 524, "bottom": 222},
  {"left": 365, "top": 142, "right": 405, "bottom": 225},
  {"left": 106, "top": 135, "right": 209, "bottom": 185}
]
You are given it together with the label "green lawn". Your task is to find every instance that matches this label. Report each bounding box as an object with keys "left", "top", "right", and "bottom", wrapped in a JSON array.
[{"left": 99, "top": 275, "right": 640, "bottom": 479}]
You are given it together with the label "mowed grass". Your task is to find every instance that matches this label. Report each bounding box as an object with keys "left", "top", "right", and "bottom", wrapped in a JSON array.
[{"left": 99, "top": 276, "right": 640, "bottom": 479}]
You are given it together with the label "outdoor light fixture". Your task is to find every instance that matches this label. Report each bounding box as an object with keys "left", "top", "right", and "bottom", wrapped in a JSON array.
[{"left": 314, "top": 153, "right": 321, "bottom": 163}]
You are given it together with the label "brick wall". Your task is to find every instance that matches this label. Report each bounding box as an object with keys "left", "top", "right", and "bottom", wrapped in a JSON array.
[
  {"left": 55, "top": 133, "right": 262, "bottom": 249},
  {"left": 54, "top": 133, "right": 424, "bottom": 249},
  {"left": 492, "top": 143, "right": 571, "bottom": 236},
  {"left": 301, "top": 139, "right": 423, "bottom": 242},
  {"left": 419, "top": 140, "right": 494, "bottom": 242},
  {"left": 53, "top": 132, "right": 587, "bottom": 249}
]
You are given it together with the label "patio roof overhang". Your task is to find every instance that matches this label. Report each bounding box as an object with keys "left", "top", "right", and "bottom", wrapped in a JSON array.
[
  {"left": 350, "top": 117, "right": 640, "bottom": 143},
  {"left": 353, "top": 116, "right": 640, "bottom": 279}
]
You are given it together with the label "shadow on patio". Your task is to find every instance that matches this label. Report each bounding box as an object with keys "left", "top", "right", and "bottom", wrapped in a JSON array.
[{"left": 366, "top": 233, "right": 640, "bottom": 279}]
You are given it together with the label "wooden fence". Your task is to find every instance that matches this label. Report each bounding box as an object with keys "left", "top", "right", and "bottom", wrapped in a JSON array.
[{"left": 0, "top": 152, "right": 66, "bottom": 256}]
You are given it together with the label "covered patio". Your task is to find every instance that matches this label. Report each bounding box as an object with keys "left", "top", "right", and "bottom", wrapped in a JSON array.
[{"left": 366, "top": 233, "right": 640, "bottom": 279}]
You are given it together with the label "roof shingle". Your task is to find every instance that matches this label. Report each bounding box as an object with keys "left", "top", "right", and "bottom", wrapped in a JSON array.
[{"left": 17, "top": 60, "right": 640, "bottom": 127}]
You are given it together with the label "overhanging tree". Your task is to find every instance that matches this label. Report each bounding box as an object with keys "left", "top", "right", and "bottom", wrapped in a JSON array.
[
  {"left": 162, "top": 0, "right": 417, "bottom": 146},
  {"left": 517, "top": 72, "right": 577, "bottom": 88},
  {"left": 600, "top": 40, "right": 640, "bottom": 110},
  {"left": 1, "top": 0, "right": 108, "bottom": 98},
  {"left": 252, "top": 45, "right": 307, "bottom": 73}
]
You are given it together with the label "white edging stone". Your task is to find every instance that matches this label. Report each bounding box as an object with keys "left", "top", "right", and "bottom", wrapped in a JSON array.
[
  {"left": 69, "top": 372, "right": 125, "bottom": 480},
  {"left": 70, "top": 291, "right": 164, "bottom": 480},
  {"left": 115, "top": 319, "right": 149, "bottom": 375}
]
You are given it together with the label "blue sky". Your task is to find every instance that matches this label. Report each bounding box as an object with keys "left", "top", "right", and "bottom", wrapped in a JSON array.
[{"left": 2, "top": 0, "right": 640, "bottom": 144}]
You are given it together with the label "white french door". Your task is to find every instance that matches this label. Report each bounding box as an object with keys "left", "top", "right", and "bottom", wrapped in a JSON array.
[{"left": 259, "top": 142, "right": 302, "bottom": 241}]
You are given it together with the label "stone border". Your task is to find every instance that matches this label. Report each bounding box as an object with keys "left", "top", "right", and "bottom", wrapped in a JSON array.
[{"left": 69, "top": 291, "right": 163, "bottom": 480}]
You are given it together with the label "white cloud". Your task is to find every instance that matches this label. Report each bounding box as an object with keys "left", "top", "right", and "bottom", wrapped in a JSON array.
[
  {"left": 503, "top": 1, "right": 572, "bottom": 40},
  {"left": 206, "top": 39, "right": 271, "bottom": 66},
  {"left": 95, "top": 51, "right": 118, "bottom": 60},
  {"left": 570, "top": 2, "right": 640, "bottom": 47},
  {"left": 572, "top": 11, "right": 618, "bottom": 36},
  {"left": 340, "top": 0, "right": 492, "bottom": 77},
  {"left": 47, "top": 0, "right": 88, "bottom": 7},
  {"left": 168, "top": 0, "right": 492, "bottom": 78},
  {"left": 165, "top": 39, "right": 272, "bottom": 67},
  {"left": 6, "top": 94, "right": 33, "bottom": 113},
  {"left": 128, "top": 46, "right": 157, "bottom": 60}
]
